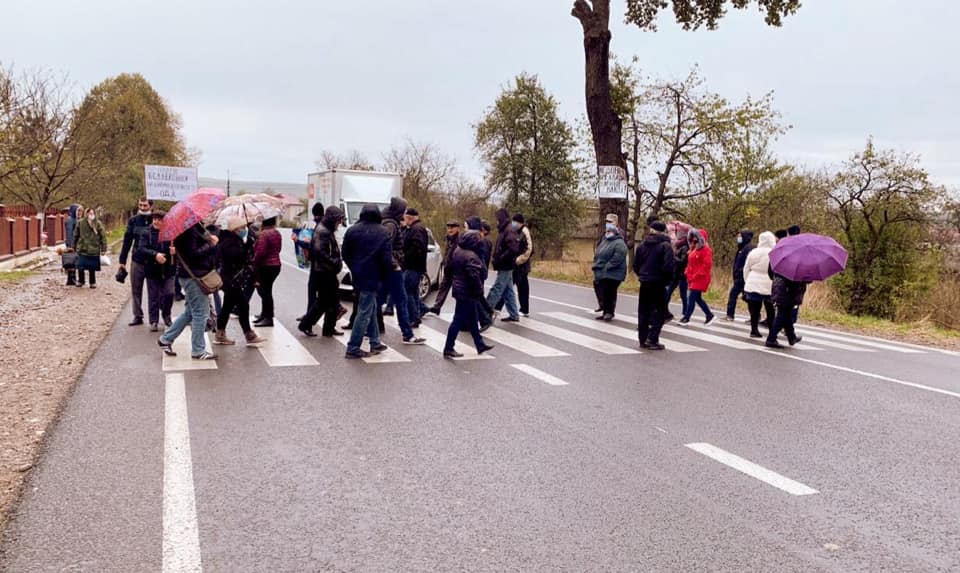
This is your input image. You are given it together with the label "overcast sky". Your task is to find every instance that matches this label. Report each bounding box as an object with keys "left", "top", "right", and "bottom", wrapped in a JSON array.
[{"left": 3, "top": 0, "right": 958, "bottom": 187}]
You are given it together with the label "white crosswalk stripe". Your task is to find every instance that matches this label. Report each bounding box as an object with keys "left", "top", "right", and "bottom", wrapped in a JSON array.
[
  {"left": 383, "top": 319, "right": 494, "bottom": 360},
  {"left": 253, "top": 322, "right": 320, "bottom": 367},
  {"left": 437, "top": 313, "right": 569, "bottom": 357},
  {"left": 326, "top": 331, "right": 412, "bottom": 363},
  {"left": 683, "top": 321, "right": 825, "bottom": 351},
  {"left": 507, "top": 317, "right": 641, "bottom": 355},
  {"left": 162, "top": 327, "right": 217, "bottom": 372},
  {"left": 543, "top": 312, "right": 706, "bottom": 353},
  {"left": 707, "top": 321, "right": 875, "bottom": 353}
]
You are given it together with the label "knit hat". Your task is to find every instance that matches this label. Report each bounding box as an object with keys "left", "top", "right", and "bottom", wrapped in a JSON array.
[
  {"left": 650, "top": 220, "right": 667, "bottom": 233},
  {"left": 311, "top": 202, "right": 324, "bottom": 218},
  {"left": 605, "top": 213, "right": 618, "bottom": 224},
  {"left": 405, "top": 207, "right": 419, "bottom": 217},
  {"left": 512, "top": 213, "right": 525, "bottom": 224},
  {"left": 787, "top": 224, "right": 801, "bottom": 236},
  {"left": 775, "top": 229, "right": 788, "bottom": 239}
]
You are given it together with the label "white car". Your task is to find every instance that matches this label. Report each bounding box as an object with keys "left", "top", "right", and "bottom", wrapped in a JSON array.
[{"left": 338, "top": 227, "right": 443, "bottom": 299}]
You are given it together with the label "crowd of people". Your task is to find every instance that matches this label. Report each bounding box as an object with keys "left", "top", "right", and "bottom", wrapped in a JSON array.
[
  {"left": 593, "top": 216, "right": 809, "bottom": 350},
  {"left": 69, "top": 195, "right": 808, "bottom": 360}
]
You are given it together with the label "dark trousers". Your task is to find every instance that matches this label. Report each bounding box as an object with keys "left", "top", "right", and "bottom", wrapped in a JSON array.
[
  {"left": 300, "top": 272, "right": 340, "bottom": 335},
  {"left": 683, "top": 289, "right": 714, "bottom": 321},
  {"left": 597, "top": 278, "right": 621, "bottom": 316},
  {"left": 78, "top": 269, "right": 96, "bottom": 286},
  {"left": 174, "top": 276, "right": 183, "bottom": 298},
  {"left": 477, "top": 290, "right": 495, "bottom": 327},
  {"left": 665, "top": 276, "right": 688, "bottom": 317},
  {"left": 433, "top": 270, "right": 453, "bottom": 311},
  {"left": 130, "top": 261, "right": 146, "bottom": 320},
  {"left": 637, "top": 281, "right": 668, "bottom": 344},
  {"left": 726, "top": 279, "right": 745, "bottom": 318},
  {"left": 767, "top": 303, "right": 798, "bottom": 344},
  {"left": 514, "top": 265, "right": 530, "bottom": 314},
  {"left": 66, "top": 269, "right": 77, "bottom": 285},
  {"left": 747, "top": 297, "right": 774, "bottom": 334},
  {"left": 403, "top": 270, "right": 429, "bottom": 322},
  {"left": 593, "top": 280, "right": 603, "bottom": 310},
  {"left": 218, "top": 286, "right": 251, "bottom": 333},
  {"left": 255, "top": 265, "right": 282, "bottom": 319},
  {"left": 444, "top": 299, "right": 485, "bottom": 352},
  {"left": 146, "top": 275, "right": 175, "bottom": 324}
]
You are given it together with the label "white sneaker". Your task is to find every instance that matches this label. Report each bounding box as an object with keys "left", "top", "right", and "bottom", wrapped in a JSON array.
[{"left": 704, "top": 316, "right": 716, "bottom": 326}]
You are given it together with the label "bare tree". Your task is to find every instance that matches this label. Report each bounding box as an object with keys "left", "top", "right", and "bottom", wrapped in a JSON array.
[
  {"left": 315, "top": 149, "right": 375, "bottom": 171},
  {"left": 383, "top": 139, "right": 457, "bottom": 203}
]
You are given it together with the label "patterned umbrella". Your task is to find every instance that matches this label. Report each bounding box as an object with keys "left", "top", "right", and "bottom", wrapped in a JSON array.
[
  {"left": 770, "top": 233, "right": 848, "bottom": 282},
  {"left": 205, "top": 193, "right": 284, "bottom": 227},
  {"left": 159, "top": 188, "right": 226, "bottom": 242}
]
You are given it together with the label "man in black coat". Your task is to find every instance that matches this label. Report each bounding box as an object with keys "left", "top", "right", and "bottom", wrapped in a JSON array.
[
  {"left": 633, "top": 220, "right": 676, "bottom": 350},
  {"left": 485, "top": 208, "right": 522, "bottom": 322},
  {"left": 725, "top": 230, "right": 754, "bottom": 321},
  {"left": 298, "top": 206, "right": 346, "bottom": 338},
  {"left": 342, "top": 204, "right": 393, "bottom": 358},
  {"left": 442, "top": 231, "right": 494, "bottom": 358},
  {"left": 135, "top": 210, "right": 175, "bottom": 332},
  {"left": 401, "top": 207, "right": 430, "bottom": 326},
  {"left": 428, "top": 220, "right": 461, "bottom": 315},
  {"left": 119, "top": 197, "right": 155, "bottom": 326},
  {"left": 766, "top": 224, "right": 806, "bottom": 348}
]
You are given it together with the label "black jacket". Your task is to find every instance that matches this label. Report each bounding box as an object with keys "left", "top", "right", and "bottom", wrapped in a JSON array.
[
  {"left": 119, "top": 213, "right": 154, "bottom": 265},
  {"left": 632, "top": 232, "right": 675, "bottom": 283},
  {"left": 450, "top": 231, "right": 485, "bottom": 301},
  {"left": 733, "top": 230, "right": 755, "bottom": 282},
  {"left": 381, "top": 197, "right": 407, "bottom": 271},
  {"left": 217, "top": 230, "right": 254, "bottom": 290},
  {"left": 342, "top": 205, "right": 392, "bottom": 292},
  {"left": 402, "top": 220, "right": 429, "bottom": 273},
  {"left": 311, "top": 207, "right": 343, "bottom": 275},
  {"left": 174, "top": 224, "right": 219, "bottom": 280},
  {"left": 673, "top": 242, "right": 689, "bottom": 282},
  {"left": 492, "top": 208, "right": 521, "bottom": 271},
  {"left": 442, "top": 232, "right": 459, "bottom": 268},
  {"left": 134, "top": 226, "right": 174, "bottom": 280},
  {"left": 770, "top": 269, "right": 808, "bottom": 307}
]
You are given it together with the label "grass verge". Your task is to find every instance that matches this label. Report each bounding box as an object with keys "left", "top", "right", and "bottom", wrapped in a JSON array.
[{"left": 0, "top": 270, "right": 35, "bottom": 284}]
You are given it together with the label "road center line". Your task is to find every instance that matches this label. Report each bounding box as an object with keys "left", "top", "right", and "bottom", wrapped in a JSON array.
[
  {"left": 510, "top": 364, "right": 570, "bottom": 386},
  {"left": 685, "top": 442, "right": 819, "bottom": 496},
  {"left": 163, "top": 373, "right": 203, "bottom": 573}
]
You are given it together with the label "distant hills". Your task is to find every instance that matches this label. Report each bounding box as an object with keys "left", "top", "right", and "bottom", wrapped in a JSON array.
[{"left": 198, "top": 178, "right": 307, "bottom": 198}]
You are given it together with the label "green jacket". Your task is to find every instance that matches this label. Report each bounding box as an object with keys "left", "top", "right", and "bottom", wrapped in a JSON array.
[
  {"left": 73, "top": 218, "right": 106, "bottom": 256},
  {"left": 592, "top": 233, "right": 628, "bottom": 282}
]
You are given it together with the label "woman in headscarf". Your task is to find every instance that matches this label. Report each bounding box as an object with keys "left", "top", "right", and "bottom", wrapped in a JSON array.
[{"left": 73, "top": 207, "right": 106, "bottom": 289}]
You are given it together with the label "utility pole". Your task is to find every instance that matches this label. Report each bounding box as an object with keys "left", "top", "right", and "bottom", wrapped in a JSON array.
[{"left": 226, "top": 169, "right": 231, "bottom": 197}]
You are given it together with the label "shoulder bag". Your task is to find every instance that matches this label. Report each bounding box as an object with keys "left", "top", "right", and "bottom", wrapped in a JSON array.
[{"left": 178, "top": 253, "right": 223, "bottom": 295}]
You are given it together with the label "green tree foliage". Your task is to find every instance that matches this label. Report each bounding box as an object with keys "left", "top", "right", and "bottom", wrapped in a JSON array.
[
  {"left": 475, "top": 73, "right": 583, "bottom": 256},
  {"left": 68, "top": 73, "right": 189, "bottom": 215},
  {"left": 827, "top": 140, "right": 946, "bottom": 318},
  {"left": 623, "top": 0, "right": 801, "bottom": 30}
]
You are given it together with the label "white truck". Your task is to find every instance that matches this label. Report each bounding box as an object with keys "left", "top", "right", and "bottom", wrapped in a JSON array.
[{"left": 305, "top": 168, "right": 443, "bottom": 297}]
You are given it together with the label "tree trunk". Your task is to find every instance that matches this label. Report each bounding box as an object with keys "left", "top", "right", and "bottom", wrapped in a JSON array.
[{"left": 573, "top": 0, "right": 628, "bottom": 242}]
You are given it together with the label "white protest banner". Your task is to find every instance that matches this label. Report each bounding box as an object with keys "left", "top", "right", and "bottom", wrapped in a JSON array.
[
  {"left": 144, "top": 165, "right": 198, "bottom": 201},
  {"left": 597, "top": 165, "right": 628, "bottom": 199}
]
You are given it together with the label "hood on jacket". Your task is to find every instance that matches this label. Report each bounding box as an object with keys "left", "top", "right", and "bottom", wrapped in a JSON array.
[
  {"left": 382, "top": 197, "right": 408, "bottom": 222},
  {"left": 495, "top": 208, "right": 511, "bottom": 231},
  {"left": 458, "top": 230, "right": 483, "bottom": 253},
  {"left": 322, "top": 206, "right": 344, "bottom": 229},
  {"left": 68, "top": 204, "right": 81, "bottom": 219},
  {"left": 465, "top": 216, "right": 482, "bottom": 231},
  {"left": 739, "top": 230, "right": 754, "bottom": 246},
  {"left": 359, "top": 204, "right": 382, "bottom": 224},
  {"left": 643, "top": 232, "right": 671, "bottom": 247},
  {"left": 757, "top": 231, "right": 777, "bottom": 250}
]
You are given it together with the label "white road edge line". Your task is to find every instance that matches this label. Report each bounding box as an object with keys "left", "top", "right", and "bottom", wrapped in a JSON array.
[
  {"left": 163, "top": 373, "right": 203, "bottom": 573},
  {"left": 510, "top": 363, "right": 570, "bottom": 386},
  {"left": 685, "top": 442, "right": 819, "bottom": 496}
]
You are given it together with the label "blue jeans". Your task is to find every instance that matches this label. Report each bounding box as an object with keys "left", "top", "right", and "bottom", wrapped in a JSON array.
[
  {"left": 347, "top": 290, "right": 381, "bottom": 353},
  {"left": 380, "top": 271, "right": 413, "bottom": 339},
  {"left": 486, "top": 270, "right": 519, "bottom": 320},
  {"left": 403, "top": 270, "right": 429, "bottom": 323},
  {"left": 160, "top": 278, "right": 210, "bottom": 356},
  {"left": 665, "top": 276, "right": 688, "bottom": 317},
  {"left": 682, "top": 289, "right": 715, "bottom": 322}
]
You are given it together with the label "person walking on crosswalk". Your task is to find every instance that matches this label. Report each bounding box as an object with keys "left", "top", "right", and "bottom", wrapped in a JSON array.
[
  {"left": 443, "top": 231, "right": 495, "bottom": 359},
  {"left": 679, "top": 228, "right": 716, "bottom": 326},
  {"left": 342, "top": 205, "right": 392, "bottom": 359},
  {"left": 592, "top": 215, "right": 628, "bottom": 321},
  {"left": 634, "top": 220, "right": 676, "bottom": 350},
  {"left": 298, "top": 206, "right": 346, "bottom": 338},
  {"left": 158, "top": 222, "right": 219, "bottom": 360},
  {"left": 486, "top": 208, "right": 522, "bottom": 323},
  {"left": 743, "top": 231, "right": 777, "bottom": 338},
  {"left": 428, "top": 220, "right": 461, "bottom": 315},
  {"left": 376, "top": 198, "right": 423, "bottom": 344},
  {"left": 401, "top": 208, "right": 431, "bottom": 327},
  {"left": 213, "top": 217, "right": 266, "bottom": 347},
  {"left": 512, "top": 213, "right": 534, "bottom": 317}
]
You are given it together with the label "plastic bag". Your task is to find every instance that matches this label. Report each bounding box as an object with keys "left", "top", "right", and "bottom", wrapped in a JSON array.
[{"left": 100, "top": 255, "right": 112, "bottom": 266}]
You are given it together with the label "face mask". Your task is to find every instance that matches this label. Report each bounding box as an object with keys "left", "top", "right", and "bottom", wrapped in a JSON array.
[
  {"left": 87, "top": 214, "right": 95, "bottom": 221},
  {"left": 737, "top": 236, "right": 743, "bottom": 245},
  {"left": 238, "top": 229, "right": 248, "bottom": 240},
  {"left": 605, "top": 223, "right": 616, "bottom": 232},
  {"left": 511, "top": 222, "right": 520, "bottom": 230},
  {"left": 605, "top": 230, "right": 616, "bottom": 239}
]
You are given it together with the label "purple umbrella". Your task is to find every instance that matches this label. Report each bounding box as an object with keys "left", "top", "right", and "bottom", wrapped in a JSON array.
[{"left": 769, "top": 233, "right": 848, "bottom": 282}]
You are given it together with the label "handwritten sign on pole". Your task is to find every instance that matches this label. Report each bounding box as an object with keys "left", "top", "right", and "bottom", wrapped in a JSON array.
[
  {"left": 144, "top": 165, "right": 198, "bottom": 201},
  {"left": 597, "top": 166, "right": 628, "bottom": 199}
]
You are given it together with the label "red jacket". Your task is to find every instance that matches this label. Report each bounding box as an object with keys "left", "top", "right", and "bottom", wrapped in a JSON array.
[
  {"left": 685, "top": 229, "right": 713, "bottom": 292},
  {"left": 253, "top": 227, "right": 282, "bottom": 268}
]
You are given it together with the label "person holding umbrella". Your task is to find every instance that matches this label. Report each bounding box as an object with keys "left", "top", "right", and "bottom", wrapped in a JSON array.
[{"left": 157, "top": 189, "right": 226, "bottom": 360}]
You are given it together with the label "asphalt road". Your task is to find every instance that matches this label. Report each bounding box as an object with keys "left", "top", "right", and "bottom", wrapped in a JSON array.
[{"left": 2, "top": 241, "right": 959, "bottom": 572}]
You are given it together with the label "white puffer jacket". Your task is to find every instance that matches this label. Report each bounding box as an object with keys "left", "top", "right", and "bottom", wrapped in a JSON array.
[{"left": 743, "top": 231, "right": 777, "bottom": 296}]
